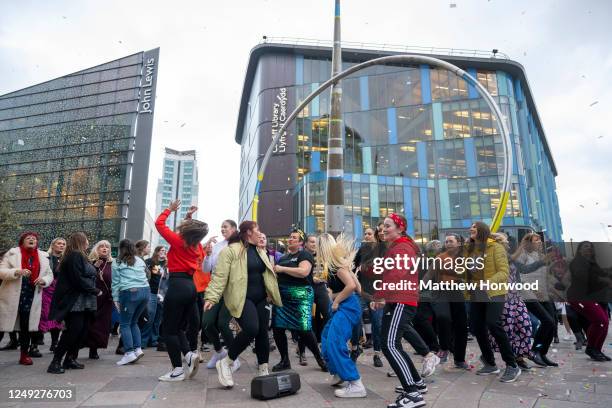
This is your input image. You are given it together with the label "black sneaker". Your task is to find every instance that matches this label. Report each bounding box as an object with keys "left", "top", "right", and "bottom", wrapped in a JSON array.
[
  {"left": 499, "top": 365, "right": 521, "bottom": 383},
  {"left": 598, "top": 351, "right": 612, "bottom": 362},
  {"left": 395, "top": 383, "right": 428, "bottom": 394},
  {"left": 388, "top": 392, "right": 426, "bottom": 408},
  {"left": 585, "top": 347, "right": 608, "bottom": 362},
  {"left": 299, "top": 352, "right": 308, "bottom": 366},
  {"left": 47, "top": 360, "right": 65, "bottom": 374},
  {"left": 28, "top": 346, "right": 42, "bottom": 358},
  {"left": 476, "top": 364, "right": 500, "bottom": 375},
  {"left": 373, "top": 354, "right": 383, "bottom": 367}
]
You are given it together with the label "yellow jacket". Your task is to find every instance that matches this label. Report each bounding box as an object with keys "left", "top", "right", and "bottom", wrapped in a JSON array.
[
  {"left": 465, "top": 238, "right": 509, "bottom": 299},
  {"left": 204, "top": 242, "right": 282, "bottom": 317}
]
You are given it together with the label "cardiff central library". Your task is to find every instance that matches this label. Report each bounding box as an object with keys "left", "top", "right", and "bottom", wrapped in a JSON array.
[{"left": 236, "top": 42, "right": 563, "bottom": 244}]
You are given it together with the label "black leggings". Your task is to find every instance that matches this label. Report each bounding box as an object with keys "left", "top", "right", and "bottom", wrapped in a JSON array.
[
  {"left": 18, "top": 311, "right": 31, "bottom": 353},
  {"left": 274, "top": 327, "right": 322, "bottom": 361},
  {"left": 163, "top": 273, "right": 198, "bottom": 368},
  {"left": 526, "top": 301, "right": 555, "bottom": 356},
  {"left": 202, "top": 298, "right": 234, "bottom": 352},
  {"left": 413, "top": 302, "right": 439, "bottom": 353},
  {"left": 470, "top": 298, "right": 517, "bottom": 367},
  {"left": 53, "top": 312, "right": 88, "bottom": 363},
  {"left": 431, "top": 298, "right": 468, "bottom": 363},
  {"left": 228, "top": 298, "right": 269, "bottom": 364}
]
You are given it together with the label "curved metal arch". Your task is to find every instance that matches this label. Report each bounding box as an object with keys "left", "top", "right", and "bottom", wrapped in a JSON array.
[{"left": 251, "top": 54, "right": 512, "bottom": 233}]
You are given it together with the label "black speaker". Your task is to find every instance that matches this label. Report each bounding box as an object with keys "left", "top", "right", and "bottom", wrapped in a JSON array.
[{"left": 251, "top": 371, "right": 301, "bottom": 400}]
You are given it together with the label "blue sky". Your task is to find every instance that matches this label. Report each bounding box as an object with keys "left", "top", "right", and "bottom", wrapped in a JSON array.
[{"left": 1, "top": 0, "right": 610, "bottom": 242}]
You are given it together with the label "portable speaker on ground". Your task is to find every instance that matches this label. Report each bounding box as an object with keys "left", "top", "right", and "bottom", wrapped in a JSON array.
[{"left": 250, "top": 371, "right": 301, "bottom": 400}]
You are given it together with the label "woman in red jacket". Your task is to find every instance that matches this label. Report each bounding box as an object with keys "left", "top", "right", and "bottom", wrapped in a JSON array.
[
  {"left": 155, "top": 200, "right": 209, "bottom": 382},
  {"left": 373, "top": 213, "right": 437, "bottom": 408}
]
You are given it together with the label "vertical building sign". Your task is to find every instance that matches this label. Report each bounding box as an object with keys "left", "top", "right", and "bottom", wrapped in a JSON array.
[{"left": 271, "top": 87, "right": 288, "bottom": 154}]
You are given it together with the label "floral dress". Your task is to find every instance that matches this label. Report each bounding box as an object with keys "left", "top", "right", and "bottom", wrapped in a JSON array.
[{"left": 489, "top": 262, "right": 533, "bottom": 358}]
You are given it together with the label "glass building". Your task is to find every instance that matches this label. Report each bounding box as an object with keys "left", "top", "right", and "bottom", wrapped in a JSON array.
[
  {"left": 0, "top": 48, "right": 160, "bottom": 248},
  {"left": 155, "top": 148, "right": 200, "bottom": 244},
  {"left": 236, "top": 43, "right": 563, "bottom": 243}
]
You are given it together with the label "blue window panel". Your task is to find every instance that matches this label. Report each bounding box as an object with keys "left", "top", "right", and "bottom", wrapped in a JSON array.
[
  {"left": 353, "top": 216, "right": 363, "bottom": 240},
  {"left": 496, "top": 71, "right": 508, "bottom": 96},
  {"left": 370, "top": 184, "right": 380, "bottom": 217},
  {"left": 387, "top": 107, "right": 398, "bottom": 144},
  {"left": 504, "top": 217, "right": 515, "bottom": 226},
  {"left": 361, "top": 174, "right": 370, "bottom": 183},
  {"left": 461, "top": 219, "right": 472, "bottom": 228},
  {"left": 419, "top": 179, "right": 428, "bottom": 188},
  {"left": 419, "top": 188, "right": 429, "bottom": 219},
  {"left": 403, "top": 187, "right": 415, "bottom": 236},
  {"left": 467, "top": 68, "right": 478, "bottom": 99},
  {"left": 514, "top": 79, "right": 524, "bottom": 103},
  {"left": 352, "top": 173, "right": 360, "bottom": 182},
  {"left": 311, "top": 151, "right": 320, "bottom": 172},
  {"left": 296, "top": 55, "right": 304, "bottom": 85},
  {"left": 420, "top": 65, "right": 432, "bottom": 104},
  {"left": 343, "top": 173, "right": 352, "bottom": 182},
  {"left": 311, "top": 83, "right": 319, "bottom": 116},
  {"left": 432, "top": 102, "right": 444, "bottom": 140},
  {"left": 403, "top": 178, "right": 411, "bottom": 186},
  {"left": 306, "top": 216, "right": 316, "bottom": 234},
  {"left": 313, "top": 172, "right": 325, "bottom": 183},
  {"left": 378, "top": 176, "right": 386, "bottom": 184},
  {"left": 512, "top": 141, "right": 518, "bottom": 175},
  {"left": 417, "top": 142, "right": 428, "bottom": 178},
  {"left": 410, "top": 178, "right": 419, "bottom": 187},
  {"left": 427, "top": 179, "right": 434, "bottom": 188},
  {"left": 395, "top": 177, "right": 402, "bottom": 186},
  {"left": 438, "top": 179, "right": 451, "bottom": 229},
  {"left": 363, "top": 146, "right": 373, "bottom": 173},
  {"left": 464, "top": 138, "right": 477, "bottom": 177},
  {"left": 360, "top": 76, "right": 369, "bottom": 110},
  {"left": 386, "top": 176, "right": 395, "bottom": 185},
  {"left": 370, "top": 175, "right": 377, "bottom": 184}
]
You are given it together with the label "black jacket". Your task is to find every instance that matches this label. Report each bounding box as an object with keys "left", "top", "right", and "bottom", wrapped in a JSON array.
[{"left": 50, "top": 252, "right": 99, "bottom": 322}]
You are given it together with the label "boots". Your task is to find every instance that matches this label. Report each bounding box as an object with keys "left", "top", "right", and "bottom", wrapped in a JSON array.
[
  {"left": 49, "top": 341, "right": 58, "bottom": 353},
  {"left": 28, "top": 345, "right": 42, "bottom": 358},
  {"left": 63, "top": 356, "right": 85, "bottom": 369},
  {"left": 19, "top": 351, "right": 33, "bottom": 365},
  {"left": 47, "top": 359, "right": 65, "bottom": 374},
  {"left": 0, "top": 338, "right": 18, "bottom": 351},
  {"left": 272, "top": 357, "right": 291, "bottom": 372}
]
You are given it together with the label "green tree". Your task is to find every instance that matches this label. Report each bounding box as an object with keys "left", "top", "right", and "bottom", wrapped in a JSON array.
[{"left": 0, "top": 180, "right": 20, "bottom": 251}]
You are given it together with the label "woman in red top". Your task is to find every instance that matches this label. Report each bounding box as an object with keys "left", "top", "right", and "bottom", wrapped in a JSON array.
[
  {"left": 155, "top": 200, "right": 209, "bottom": 382},
  {"left": 373, "top": 213, "right": 437, "bottom": 408}
]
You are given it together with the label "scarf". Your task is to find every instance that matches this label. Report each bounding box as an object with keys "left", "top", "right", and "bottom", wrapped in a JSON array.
[{"left": 19, "top": 232, "right": 41, "bottom": 285}]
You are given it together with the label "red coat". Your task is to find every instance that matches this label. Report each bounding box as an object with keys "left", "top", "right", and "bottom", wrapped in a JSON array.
[{"left": 375, "top": 236, "right": 420, "bottom": 306}]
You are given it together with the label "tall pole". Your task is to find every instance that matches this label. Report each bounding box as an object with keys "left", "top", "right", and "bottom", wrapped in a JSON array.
[{"left": 326, "top": 0, "right": 344, "bottom": 236}]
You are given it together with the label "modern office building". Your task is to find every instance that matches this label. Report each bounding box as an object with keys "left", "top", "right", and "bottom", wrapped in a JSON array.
[
  {"left": 0, "top": 48, "right": 160, "bottom": 248},
  {"left": 235, "top": 41, "right": 563, "bottom": 243},
  {"left": 155, "top": 148, "right": 199, "bottom": 243}
]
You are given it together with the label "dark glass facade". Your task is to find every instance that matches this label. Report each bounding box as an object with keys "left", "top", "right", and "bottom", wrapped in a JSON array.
[
  {"left": 0, "top": 48, "right": 159, "bottom": 247},
  {"left": 236, "top": 44, "right": 562, "bottom": 243}
]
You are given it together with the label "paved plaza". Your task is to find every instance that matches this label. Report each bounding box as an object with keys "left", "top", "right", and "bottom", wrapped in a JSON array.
[{"left": 1, "top": 331, "right": 611, "bottom": 408}]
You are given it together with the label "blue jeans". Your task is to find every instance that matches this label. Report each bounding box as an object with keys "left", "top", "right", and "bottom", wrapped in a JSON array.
[
  {"left": 141, "top": 293, "right": 163, "bottom": 346},
  {"left": 351, "top": 296, "right": 383, "bottom": 351},
  {"left": 118, "top": 287, "right": 149, "bottom": 353},
  {"left": 322, "top": 293, "right": 362, "bottom": 381}
]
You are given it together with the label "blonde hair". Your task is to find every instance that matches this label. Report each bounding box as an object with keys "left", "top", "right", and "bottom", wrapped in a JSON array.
[
  {"left": 511, "top": 232, "right": 541, "bottom": 261},
  {"left": 315, "top": 233, "right": 357, "bottom": 281},
  {"left": 47, "top": 237, "right": 66, "bottom": 255},
  {"left": 89, "top": 240, "right": 113, "bottom": 262}
]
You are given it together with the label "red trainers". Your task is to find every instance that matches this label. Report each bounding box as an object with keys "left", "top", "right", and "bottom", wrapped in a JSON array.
[{"left": 19, "top": 351, "right": 33, "bottom": 365}]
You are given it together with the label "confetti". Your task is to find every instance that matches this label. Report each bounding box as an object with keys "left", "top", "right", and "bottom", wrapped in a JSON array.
[
  {"left": 597, "top": 135, "right": 603, "bottom": 139},
  {"left": 450, "top": 3, "right": 457, "bottom": 8},
  {"left": 180, "top": 123, "right": 186, "bottom": 127},
  {"left": 589, "top": 101, "right": 599, "bottom": 107}
]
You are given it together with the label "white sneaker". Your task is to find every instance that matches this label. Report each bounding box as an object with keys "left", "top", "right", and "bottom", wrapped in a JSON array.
[
  {"left": 231, "top": 358, "right": 241, "bottom": 373},
  {"left": 216, "top": 356, "right": 234, "bottom": 388},
  {"left": 134, "top": 348, "right": 144, "bottom": 362},
  {"left": 158, "top": 367, "right": 185, "bottom": 382},
  {"left": 334, "top": 379, "right": 367, "bottom": 398},
  {"left": 207, "top": 349, "right": 227, "bottom": 369},
  {"left": 421, "top": 352, "right": 440, "bottom": 377},
  {"left": 257, "top": 363, "right": 269, "bottom": 376},
  {"left": 116, "top": 352, "right": 137, "bottom": 366},
  {"left": 331, "top": 374, "right": 345, "bottom": 387},
  {"left": 183, "top": 351, "right": 200, "bottom": 379}
]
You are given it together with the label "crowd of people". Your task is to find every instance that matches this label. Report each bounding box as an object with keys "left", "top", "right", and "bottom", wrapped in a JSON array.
[{"left": 0, "top": 200, "right": 611, "bottom": 408}]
